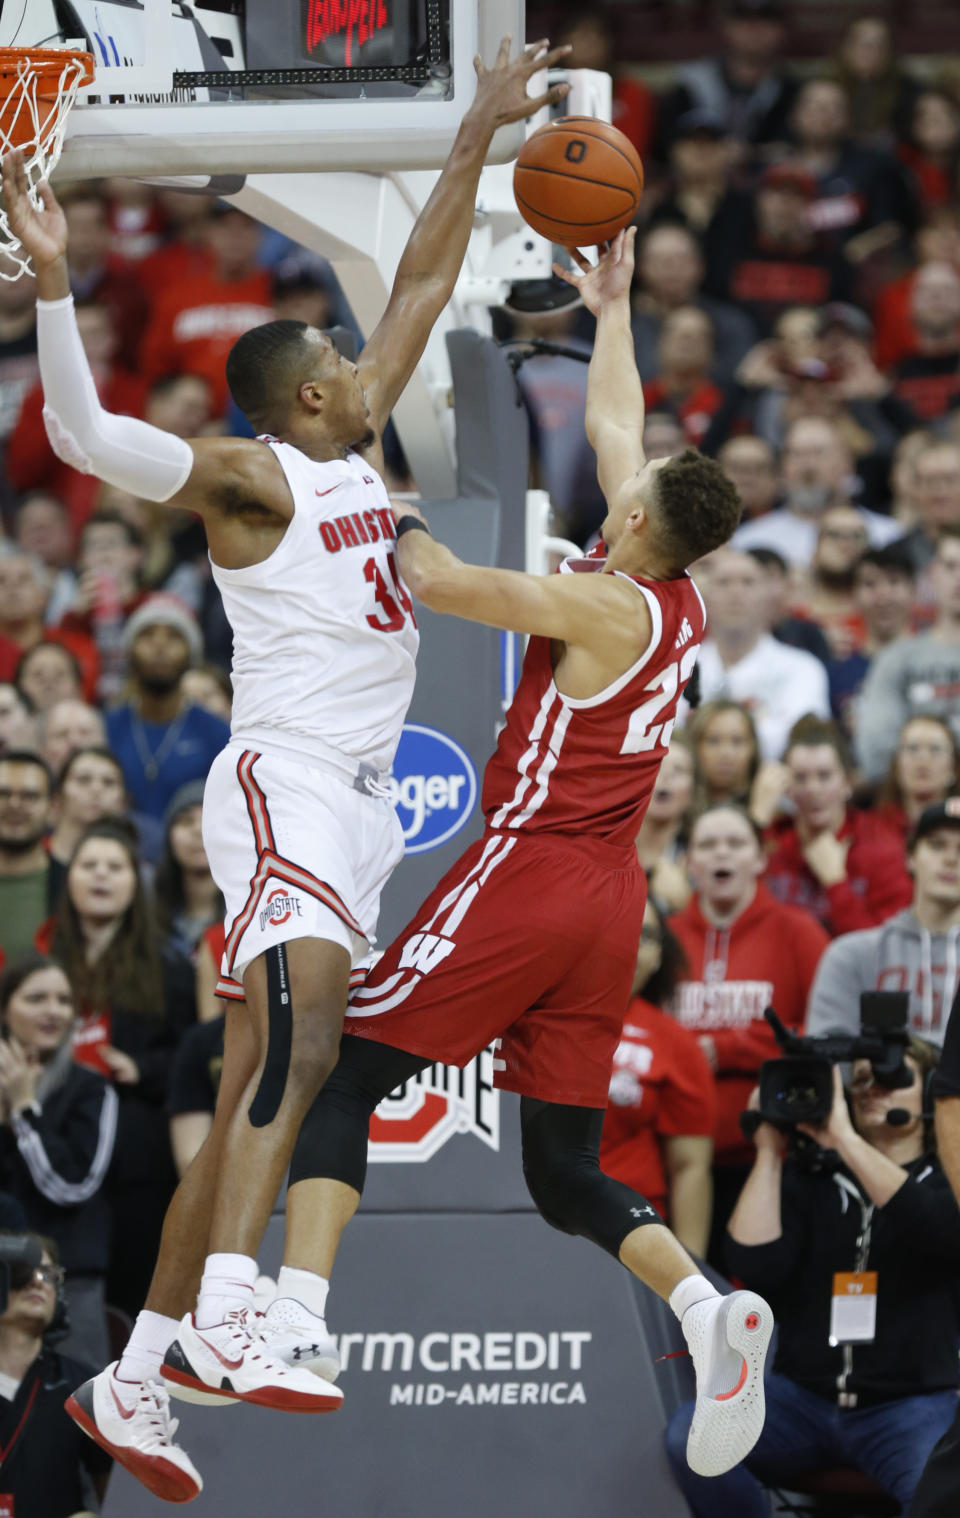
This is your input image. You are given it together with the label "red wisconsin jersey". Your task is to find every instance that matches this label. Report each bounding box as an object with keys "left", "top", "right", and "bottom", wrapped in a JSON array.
[{"left": 482, "top": 560, "right": 707, "bottom": 847}]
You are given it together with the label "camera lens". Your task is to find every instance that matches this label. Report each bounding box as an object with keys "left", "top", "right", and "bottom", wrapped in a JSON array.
[{"left": 777, "top": 1081, "right": 819, "bottom": 1117}]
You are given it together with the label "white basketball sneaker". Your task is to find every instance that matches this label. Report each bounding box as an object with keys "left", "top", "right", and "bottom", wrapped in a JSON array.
[
  {"left": 681, "top": 1290, "right": 773, "bottom": 1477},
  {"left": 66, "top": 1363, "right": 203, "bottom": 1504},
  {"left": 259, "top": 1296, "right": 341, "bottom": 1382},
  {"left": 162, "top": 1306, "right": 344, "bottom": 1413}
]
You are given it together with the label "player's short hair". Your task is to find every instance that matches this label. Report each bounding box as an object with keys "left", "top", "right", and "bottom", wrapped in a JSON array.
[
  {"left": 226, "top": 320, "right": 314, "bottom": 431},
  {"left": 647, "top": 449, "right": 742, "bottom": 570}
]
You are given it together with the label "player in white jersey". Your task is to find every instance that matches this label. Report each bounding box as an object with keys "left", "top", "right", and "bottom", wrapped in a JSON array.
[{"left": 2, "top": 37, "right": 569, "bottom": 1502}]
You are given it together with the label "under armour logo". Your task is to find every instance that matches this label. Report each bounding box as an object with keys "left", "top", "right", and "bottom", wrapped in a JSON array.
[
  {"left": 630, "top": 1205, "right": 656, "bottom": 1219},
  {"left": 291, "top": 1345, "right": 321, "bottom": 1361}
]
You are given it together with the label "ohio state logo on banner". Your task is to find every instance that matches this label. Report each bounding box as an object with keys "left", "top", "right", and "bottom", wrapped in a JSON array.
[{"left": 368, "top": 1047, "right": 499, "bottom": 1163}]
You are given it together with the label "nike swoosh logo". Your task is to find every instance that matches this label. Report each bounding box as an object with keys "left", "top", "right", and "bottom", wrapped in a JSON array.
[
  {"left": 110, "top": 1379, "right": 137, "bottom": 1421},
  {"left": 316, "top": 484, "right": 344, "bottom": 497},
  {"left": 196, "top": 1332, "right": 245, "bottom": 1372}
]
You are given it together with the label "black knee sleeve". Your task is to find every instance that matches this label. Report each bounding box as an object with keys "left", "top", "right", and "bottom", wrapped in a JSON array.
[
  {"left": 249, "top": 944, "right": 292, "bottom": 1127},
  {"left": 288, "top": 1035, "right": 430, "bottom": 1194},
  {"left": 520, "top": 1098, "right": 663, "bottom": 1259}
]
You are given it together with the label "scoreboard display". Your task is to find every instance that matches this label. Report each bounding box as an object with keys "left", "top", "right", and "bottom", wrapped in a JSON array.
[{"left": 243, "top": 0, "right": 453, "bottom": 95}]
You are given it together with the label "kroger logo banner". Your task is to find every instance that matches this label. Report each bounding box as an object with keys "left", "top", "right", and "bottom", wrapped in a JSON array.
[{"left": 388, "top": 724, "right": 477, "bottom": 854}]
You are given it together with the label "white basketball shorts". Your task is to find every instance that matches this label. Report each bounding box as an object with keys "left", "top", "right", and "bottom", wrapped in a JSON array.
[{"left": 203, "top": 741, "right": 404, "bottom": 997}]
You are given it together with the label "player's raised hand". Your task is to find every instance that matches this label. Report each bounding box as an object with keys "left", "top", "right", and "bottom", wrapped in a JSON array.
[
  {"left": 467, "top": 36, "right": 571, "bottom": 132},
  {"left": 0, "top": 150, "right": 67, "bottom": 270},
  {"left": 553, "top": 227, "right": 637, "bottom": 316}
]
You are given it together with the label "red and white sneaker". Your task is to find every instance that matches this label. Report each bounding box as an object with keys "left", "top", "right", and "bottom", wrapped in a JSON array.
[
  {"left": 162, "top": 1307, "right": 344, "bottom": 1413},
  {"left": 260, "top": 1296, "right": 341, "bottom": 1383},
  {"left": 681, "top": 1290, "right": 773, "bottom": 1477},
  {"left": 66, "top": 1363, "right": 203, "bottom": 1504}
]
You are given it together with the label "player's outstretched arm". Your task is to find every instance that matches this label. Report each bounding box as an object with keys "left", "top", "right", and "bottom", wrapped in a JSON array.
[
  {"left": 393, "top": 506, "right": 649, "bottom": 660},
  {"left": 555, "top": 228, "right": 645, "bottom": 506},
  {"left": 0, "top": 153, "right": 287, "bottom": 520},
  {"left": 359, "top": 36, "right": 570, "bottom": 434}
]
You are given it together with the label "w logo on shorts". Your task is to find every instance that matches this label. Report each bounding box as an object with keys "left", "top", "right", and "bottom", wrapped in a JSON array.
[{"left": 398, "top": 932, "right": 456, "bottom": 975}]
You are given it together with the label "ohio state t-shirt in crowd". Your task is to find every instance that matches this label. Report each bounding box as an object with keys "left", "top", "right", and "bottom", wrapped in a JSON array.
[{"left": 668, "top": 883, "right": 829, "bottom": 1162}]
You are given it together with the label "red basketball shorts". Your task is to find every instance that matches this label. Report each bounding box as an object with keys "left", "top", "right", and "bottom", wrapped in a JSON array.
[{"left": 345, "top": 829, "right": 646, "bottom": 1108}]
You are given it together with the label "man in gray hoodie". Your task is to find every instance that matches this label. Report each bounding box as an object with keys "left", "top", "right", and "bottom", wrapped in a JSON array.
[
  {"left": 856, "top": 527, "right": 960, "bottom": 780},
  {"left": 806, "top": 799, "right": 960, "bottom": 1044}
]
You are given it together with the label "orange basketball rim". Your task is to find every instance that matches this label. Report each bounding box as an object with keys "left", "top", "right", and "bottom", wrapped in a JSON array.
[{"left": 0, "top": 46, "right": 95, "bottom": 276}]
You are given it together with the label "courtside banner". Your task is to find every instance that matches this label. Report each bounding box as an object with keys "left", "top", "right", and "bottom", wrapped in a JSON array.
[
  {"left": 368, "top": 1047, "right": 499, "bottom": 1163},
  {"left": 389, "top": 724, "right": 478, "bottom": 855}
]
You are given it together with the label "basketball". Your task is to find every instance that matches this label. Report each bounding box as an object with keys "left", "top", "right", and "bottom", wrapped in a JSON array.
[{"left": 513, "top": 117, "right": 644, "bottom": 248}]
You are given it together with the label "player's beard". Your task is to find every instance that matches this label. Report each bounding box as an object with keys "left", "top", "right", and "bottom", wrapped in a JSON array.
[{"left": 354, "top": 425, "right": 376, "bottom": 450}]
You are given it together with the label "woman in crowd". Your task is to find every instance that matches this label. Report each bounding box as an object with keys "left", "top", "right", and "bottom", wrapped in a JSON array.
[
  {"left": 688, "top": 699, "right": 761, "bottom": 805},
  {"left": 15, "top": 642, "right": 83, "bottom": 714},
  {"left": 830, "top": 16, "right": 920, "bottom": 147},
  {"left": 153, "top": 781, "right": 223, "bottom": 1029},
  {"left": 668, "top": 803, "right": 829, "bottom": 1262},
  {"left": 898, "top": 88, "right": 960, "bottom": 213},
  {"left": 153, "top": 781, "right": 223, "bottom": 964},
  {"left": 46, "top": 746, "right": 128, "bottom": 908},
  {"left": 600, "top": 899, "right": 715, "bottom": 1258},
  {"left": 0, "top": 954, "right": 116, "bottom": 1367},
  {"left": 871, "top": 713, "right": 960, "bottom": 844},
  {"left": 635, "top": 733, "right": 695, "bottom": 914},
  {"left": 180, "top": 663, "right": 232, "bottom": 724},
  {"left": 765, "top": 717, "right": 915, "bottom": 935},
  {"left": 50, "top": 818, "right": 192, "bottom": 1317}
]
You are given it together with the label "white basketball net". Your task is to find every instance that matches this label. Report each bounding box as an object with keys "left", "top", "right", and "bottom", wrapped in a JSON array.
[{"left": 0, "top": 51, "right": 90, "bottom": 278}]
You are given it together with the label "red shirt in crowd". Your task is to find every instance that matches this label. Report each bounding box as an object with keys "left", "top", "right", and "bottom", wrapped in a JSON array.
[
  {"left": 669, "top": 883, "right": 828, "bottom": 1162},
  {"left": 600, "top": 997, "right": 716, "bottom": 1219},
  {"left": 6, "top": 369, "right": 148, "bottom": 531},
  {"left": 141, "top": 270, "right": 274, "bottom": 413},
  {"left": 0, "top": 628, "right": 99, "bottom": 703},
  {"left": 764, "top": 806, "right": 914, "bottom": 936},
  {"left": 641, "top": 378, "right": 724, "bottom": 447}
]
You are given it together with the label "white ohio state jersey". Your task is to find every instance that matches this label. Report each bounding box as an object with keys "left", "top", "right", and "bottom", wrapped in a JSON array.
[{"left": 210, "top": 441, "right": 419, "bottom": 774}]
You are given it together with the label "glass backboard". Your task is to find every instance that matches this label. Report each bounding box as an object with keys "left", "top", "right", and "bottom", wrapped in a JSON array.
[{"left": 0, "top": 0, "right": 527, "bottom": 178}]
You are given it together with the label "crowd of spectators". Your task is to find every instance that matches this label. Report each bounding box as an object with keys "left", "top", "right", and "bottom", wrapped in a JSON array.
[{"left": 1, "top": 2, "right": 960, "bottom": 1510}]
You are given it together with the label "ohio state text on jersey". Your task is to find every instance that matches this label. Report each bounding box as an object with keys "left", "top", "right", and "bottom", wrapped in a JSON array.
[
  {"left": 483, "top": 560, "right": 706, "bottom": 848},
  {"left": 209, "top": 440, "right": 419, "bottom": 775}
]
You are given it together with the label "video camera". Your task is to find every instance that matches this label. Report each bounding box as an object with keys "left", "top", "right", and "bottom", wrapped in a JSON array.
[
  {"left": 745, "top": 991, "right": 913, "bottom": 1136},
  {"left": 0, "top": 1233, "right": 42, "bottom": 1317}
]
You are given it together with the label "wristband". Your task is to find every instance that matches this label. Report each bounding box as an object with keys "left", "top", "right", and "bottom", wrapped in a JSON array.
[{"left": 395, "top": 515, "right": 431, "bottom": 539}]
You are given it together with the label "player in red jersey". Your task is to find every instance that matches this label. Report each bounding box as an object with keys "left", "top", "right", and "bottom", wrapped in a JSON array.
[{"left": 188, "top": 231, "right": 771, "bottom": 1479}]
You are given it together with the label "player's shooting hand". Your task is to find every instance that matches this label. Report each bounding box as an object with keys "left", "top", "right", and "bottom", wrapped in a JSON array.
[
  {"left": 0, "top": 151, "right": 67, "bottom": 270},
  {"left": 553, "top": 227, "right": 636, "bottom": 312},
  {"left": 467, "top": 36, "right": 571, "bottom": 133}
]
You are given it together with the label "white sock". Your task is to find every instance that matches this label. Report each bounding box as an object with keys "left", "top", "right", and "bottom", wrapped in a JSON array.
[
  {"left": 669, "top": 1274, "right": 721, "bottom": 1325},
  {"left": 275, "top": 1266, "right": 329, "bottom": 1319},
  {"left": 115, "top": 1310, "right": 179, "bottom": 1390},
  {"left": 195, "top": 1253, "right": 258, "bottom": 1329}
]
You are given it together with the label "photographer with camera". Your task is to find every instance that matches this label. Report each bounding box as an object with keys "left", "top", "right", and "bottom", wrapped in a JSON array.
[
  {"left": 665, "top": 1030, "right": 960, "bottom": 1517},
  {"left": 907, "top": 980, "right": 960, "bottom": 1515},
  {"left": 0, "top": 1230, "right": 110, "bottom": 1516}
]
